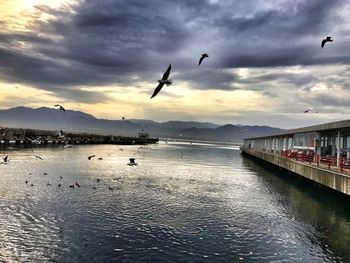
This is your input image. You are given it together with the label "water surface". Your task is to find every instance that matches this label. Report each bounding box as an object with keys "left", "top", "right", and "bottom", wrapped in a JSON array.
[{"left": 1, "top": 142, "right": 349, "bottom": 262}]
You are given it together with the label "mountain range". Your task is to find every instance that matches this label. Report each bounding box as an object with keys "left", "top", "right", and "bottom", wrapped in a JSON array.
[{"left": 0, "top": 107, "right": 283, "bottom": 143}]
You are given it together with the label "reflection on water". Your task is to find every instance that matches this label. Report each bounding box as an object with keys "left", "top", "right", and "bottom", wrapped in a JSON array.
[{"left": 0, "top": 142, "right": 349, "bottom": 262}]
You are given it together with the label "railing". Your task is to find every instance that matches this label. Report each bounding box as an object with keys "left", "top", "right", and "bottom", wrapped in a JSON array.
[{"left": 280, "top": 150, "right": 350, "bottom": 173}]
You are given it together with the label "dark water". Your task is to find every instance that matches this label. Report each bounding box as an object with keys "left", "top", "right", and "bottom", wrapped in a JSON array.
[{"left": 0, "top": 142, "right": 349, "bottom": 262}]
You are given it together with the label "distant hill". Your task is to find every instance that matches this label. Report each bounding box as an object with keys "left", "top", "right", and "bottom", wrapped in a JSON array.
[{"left": 0, "top": 107, "right": 284, "bottom": 143}]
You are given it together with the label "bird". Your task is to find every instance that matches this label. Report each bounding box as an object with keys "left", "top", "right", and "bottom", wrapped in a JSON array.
[
  {"left": 54, "top": 104, "right": 66, "bottom": 112},
  {"left": 304, "top": 109, "right": 310, "bottom": 113},
  {"left": 25, "top": 180, "right": 28, "bottom": 184},
  {"left": 31, "top": 183, "right": 34, "bottom": 186},
  {"left": 3, "top": 156, "right": 9, "bottom": 163},
  {"left": 128, "top": 158, "right": 137, "bottom": 166},
  {"left": 321, "top": 36, "right": 333, "bottom": 48},
  {"left": 119, "top": 148, "right": 124, "bottom": 151},
  {"left": 98, "top": 157, "right": 103, "bottom": 160},
  {"left": 88, "top": 155, "right": 95, "bottom": 160},
  {"left": 108, "top": 187, "right": 113, "bottom": 191},
  {"left": 58, "top": 130, "right": 65, "bottom": 137},
  {"left": 44, "top": 172, "right": 48, "bottom": 175},
  {"left": 75, "top": 182, "right": 80, "bottom": 187},
  {"left": 199, "top": 53, "right": 208, "bottom": 65},
  {"left": 69, "top": 185, "right": 75, "bottom": 188},
  {"left": 35, "top": 155, "right": 43, "bottom": 160},
  {"left": 122, "top": 116, "right": 125, "bottom": 120},
  {"left": 97, "top": 178, "right": 100, "bottom": 182},
  {"left": 59, "top": 176, "right": 63, "bottom": 179},
  {"left": 151, "top": 64, "right": 172, "bottom": 99},
  {"left": 58, "top": 183, "right": 61, "bottom": 187},
  {"left": 47, "top": 183, "right": 52, "bottom": 186}
]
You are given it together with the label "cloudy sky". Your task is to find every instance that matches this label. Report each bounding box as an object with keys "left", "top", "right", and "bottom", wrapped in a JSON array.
[{"left": 1, "top": 0, "right": 350, "bottom": 128}]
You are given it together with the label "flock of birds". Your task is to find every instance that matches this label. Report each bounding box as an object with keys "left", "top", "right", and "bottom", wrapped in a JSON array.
[
  {"left": 1, "top": 147, "right": 141, "bottom": 191},
  {"left": 151, "top": 36, "right": 333, "bottom": 115}
]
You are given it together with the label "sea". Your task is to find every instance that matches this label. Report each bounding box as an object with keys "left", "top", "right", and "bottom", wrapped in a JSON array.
[{"left": 0, "top": 142, "right": 349, "bottom": 262}]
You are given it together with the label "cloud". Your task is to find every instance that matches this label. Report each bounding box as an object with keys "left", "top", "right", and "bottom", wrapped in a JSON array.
[{"left": 0, "top": 0, "right": 350, "bottom": 127}]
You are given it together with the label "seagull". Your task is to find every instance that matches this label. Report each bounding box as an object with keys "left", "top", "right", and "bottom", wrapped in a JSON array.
[
  {"left": 47, "top": 183, "right": 52, "bottom": 186},
  {"left": 54, "top": 104, "right": 66, "bottom": 112},
  {"left": 3, "top": 156, "right": 9, "bottom": 163},
  {"left": 58, "top": 130, "right": 65, "bottom": 137},
  {"left": 97, "top": 178, "right": 100, "bottom": 182},
  {"left": 25, "top": 180, "right": 28, "bottom": 184},
  {"left": 88, "top": 155, "right": 95, "bottom": 160},
  {"left": 199, "top": 53, "right": 208, "bottom": 65},
  {"left": 151, "top": 64, "right": 172, "bottom": 99},
  {"left": 128, "top": 158, "right": 138, "bottom": 166},
  {"left": 321, "top": 36, "right": 333, "bottom": 48},
  {"left": 304, "top": 109, "right": 311, "bottom": 113},
  {"left": 44, "top": 172, "right": 48, "bottom": 175},
  {"left": 98, "top": 157, "right": 103, "bottom": 160},
  {"left": 122, "top": 116, "right": 125, "bottom": 120},
  {"left": 69, "top": 185, "right": 75, "bottom": 188},
  {"left": 75, "top": 182, "right": 80, "bottom": 187},
  {"left": 35, "top": 155, "right": 43, "bottom": 160}
]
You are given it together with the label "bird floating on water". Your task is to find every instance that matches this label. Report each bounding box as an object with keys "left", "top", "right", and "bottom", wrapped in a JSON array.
[
  {"left": 128, "top": 158, "right": 138, "bottom": 166},
  {"left": 54, "top": 104, "right": 66, "bottom": 112},
  {"left": 199, "top": 53, "right": 208, "bottom": 65},
  {"left": 321, "top": 36, "right": 333, "bottom": 48},
  {"left": 304, "top": 109, "right": 311, "bottom": 113},
  {"left": 151, "top": 64, "right": 172, "bottom": 99},
  {"left": 88, "top": 155, "right": 95, "bottom": 160},
  {"left": 75, "top": 182, "right": 80, "bottom": 187}
]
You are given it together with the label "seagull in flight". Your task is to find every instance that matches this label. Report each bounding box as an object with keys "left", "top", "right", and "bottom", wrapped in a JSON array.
[
  {"left": 304, "top": 109, "right": 311, "bottom": 113},
  {"left": 321, "top": 36, "right": 333, "bottom": 48},
  {"left": 54, "top": 104, "right": 66, "bottom": 112},
  {"left": 151, "top": 64, "right": 172, "bottom": 99},
  {"left": 35, "top": 155, "right": 43, "bottom": 160},
  {"left": 88, "top": 155, "right": 95, "bottom": 160},
  {"left": 199, "top": 53, "right": 208, "bottom": 65}
]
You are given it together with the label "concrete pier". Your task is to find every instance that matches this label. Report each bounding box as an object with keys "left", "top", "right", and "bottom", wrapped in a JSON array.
[
  {"left": 242, "top": 148, "right": 350, "bottom": 196},
  {"left": 242, "top": 119, "right": 350, "bottom": 197}
]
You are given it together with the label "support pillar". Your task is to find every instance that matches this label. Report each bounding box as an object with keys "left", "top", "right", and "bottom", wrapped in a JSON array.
[{"left": 337, "top": 130, "right": 341, "bottom": 167}]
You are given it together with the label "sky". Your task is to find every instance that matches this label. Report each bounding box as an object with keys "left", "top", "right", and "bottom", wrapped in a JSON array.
[{"left": 1, "top": 0, "right": 350, "bottom": 128}]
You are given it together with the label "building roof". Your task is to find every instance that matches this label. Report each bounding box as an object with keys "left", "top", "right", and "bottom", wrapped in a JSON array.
[{"left": 245, "top": 119, "right": 350, "bottom": 140}]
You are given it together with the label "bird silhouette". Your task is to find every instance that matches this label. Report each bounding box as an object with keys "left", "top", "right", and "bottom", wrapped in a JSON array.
[
  {"left": 54, "top": 104, "right": 66, "bottom": 112},
  {"left": 122, "top": 116, "right": 125, "bottom": 120},
  {"left": 151, "top": 64, "right": 172, "bottom": 99},
  {"left": 199, "top": 53, "right": 208, "bottom": 65},
  {"left": 35, "top": 155, "right": 43, "bottom": 160},
  {"left": 75, "top": 182, "right": 80, "bottom": 187},
  {"left": 3, "top": 156, "right": 9, "bottom": 163},
  {"left": 304, "top": 109, "right": 311, "bottom": 113},
  {"left": 58, "top": 183, "right": 61, "bottom": 187},
  {"left": 128, "top": 158, "right": 138, "bottom": 166},
  {"left": 88, "top": 155, "right": 95, "bottom": 160},
  {"left": 321, "top": 36, "right": 333, "bottom": 48}
]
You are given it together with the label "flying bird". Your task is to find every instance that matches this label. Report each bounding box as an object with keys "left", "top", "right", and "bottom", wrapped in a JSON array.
[
  {"left": 321, "top": 36, "right": 333, "bottom": 48},
  {"left": 151, "top": 64, "right": 172, "bottom": 99},
  {"left": 199, "top": 53, "right": 208, "bottom": 65},
  {"left": 122, "top": 116, "right": 125, "bottom": 120},
  {"left": 35, "top": 155, "right": 43, "bottom": 160},
  {"left": 88, "top": 155, "right": 95, "bottom": 160},
  {"left": 54, "top": 104, "right": 66, "bottom": 112},
  {"left": 304, "top": 109, "right": 311, "bottom": 113}
]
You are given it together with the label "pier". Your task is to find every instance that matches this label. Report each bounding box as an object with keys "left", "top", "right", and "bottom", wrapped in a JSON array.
[
  {"left": 242, "top": 119, "right": 350, "bottom": 196},
  {"left": 0, "top": 127, "right": 158, "bottom": 145}
]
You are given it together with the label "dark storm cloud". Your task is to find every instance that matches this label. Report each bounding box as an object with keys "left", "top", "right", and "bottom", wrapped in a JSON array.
[{"left": 0, "top": 0, "right": 349, "bottom": 103}]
